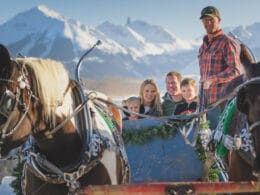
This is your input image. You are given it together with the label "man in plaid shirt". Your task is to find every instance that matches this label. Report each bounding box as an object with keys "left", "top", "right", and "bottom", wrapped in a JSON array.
[{"left": 198, "top": 6, "right": 242, "bottom": 128}]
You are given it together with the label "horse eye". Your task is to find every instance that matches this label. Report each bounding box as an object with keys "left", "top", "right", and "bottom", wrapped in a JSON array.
[{"left": 0, "top": 115, "right": 7, "bottom": 124}]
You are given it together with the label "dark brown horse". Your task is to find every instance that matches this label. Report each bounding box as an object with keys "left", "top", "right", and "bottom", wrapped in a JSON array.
[
  {"left": 221, "top": 44, "right": 260, "bottom": 187},
  {"left": 0, "top": 44, "right": 129, "bottom": 194}
]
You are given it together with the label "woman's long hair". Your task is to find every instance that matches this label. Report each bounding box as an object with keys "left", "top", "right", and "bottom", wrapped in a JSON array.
[{"left": 139, "top": 79, "right": 162, "bottom": 115}]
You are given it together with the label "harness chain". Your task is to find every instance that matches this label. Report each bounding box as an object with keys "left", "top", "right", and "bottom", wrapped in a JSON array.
[
  {"left": 24, "top": 133, "right": 110, "bottom": 193},
  {"left": 22, "top": 101, "right": 129, "bottom": 193},
  {"left": 23, "top": 140, "right": 103, "bottom": 189}
]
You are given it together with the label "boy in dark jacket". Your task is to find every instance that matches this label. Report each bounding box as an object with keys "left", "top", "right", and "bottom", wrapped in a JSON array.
[{"left": 174, "top": 78, "right": 197, "bottom": 115}]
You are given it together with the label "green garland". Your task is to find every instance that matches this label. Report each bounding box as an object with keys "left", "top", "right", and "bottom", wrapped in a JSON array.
[
  {"left": 123, "top": 124, "right": 177, "bottom": 145},
  {"left": 196, "top": 120, "right": 221, "bottom": 182},
  {"left": 207, "top": 163, "right": 221, "bottom": 182}
]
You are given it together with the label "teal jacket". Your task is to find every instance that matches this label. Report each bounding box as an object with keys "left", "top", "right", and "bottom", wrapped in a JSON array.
[{"left": 162, "top": 92, "right": 184, "bottom": 116}]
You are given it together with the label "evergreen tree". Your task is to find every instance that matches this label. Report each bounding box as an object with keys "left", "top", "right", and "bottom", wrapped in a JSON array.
[{"left": 10, "top": 156, "right": 24, "bottom": 195}]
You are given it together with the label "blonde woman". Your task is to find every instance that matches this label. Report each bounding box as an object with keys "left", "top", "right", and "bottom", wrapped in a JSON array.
[{"left": 139, "top": 79, "right": 162, "bottom": 116}]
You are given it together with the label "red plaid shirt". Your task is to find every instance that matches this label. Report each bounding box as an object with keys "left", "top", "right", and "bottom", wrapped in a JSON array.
[{"left": 198, "top": 29, "right": 242, "bottom": 105}]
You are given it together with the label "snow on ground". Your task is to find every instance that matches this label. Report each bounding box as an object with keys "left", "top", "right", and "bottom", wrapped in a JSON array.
[{"left": 0, "top": 176, "right": 15, "bottom": 195}]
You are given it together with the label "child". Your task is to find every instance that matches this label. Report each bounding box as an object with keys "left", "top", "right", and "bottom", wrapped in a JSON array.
[
  {"left": 174, "top": 78, "right": 197, "bottom": 115},
  {"left": 122, "top": 96, "right": 141, "bottom": 120}
]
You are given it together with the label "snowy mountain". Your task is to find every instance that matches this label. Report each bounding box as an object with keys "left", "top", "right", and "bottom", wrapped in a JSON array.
[
  {"left": 126, "top": 20, "right": 198, "bottom": 52},
  {"left": 0, "top": 5, "right": 199, "bottom": 79},
  {"left": 97, "top": 20, "right": 198, "bottom": 57},
  {"left": 97, "top": 21, "right": 164, "bottom": 57},
  {"left": 224, "top": 23, "right": 260, "bottom": 60},
  {"left": 0, "top": 5, "right": 135, "bottom": 78},
  {"left": 0, "top": 5, "right": 259, "bottom": 80}
]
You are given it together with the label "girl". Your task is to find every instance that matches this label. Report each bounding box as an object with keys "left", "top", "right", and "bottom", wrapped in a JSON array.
[{"left": 122, "top": 96, "right": 141, "bottom": 120}]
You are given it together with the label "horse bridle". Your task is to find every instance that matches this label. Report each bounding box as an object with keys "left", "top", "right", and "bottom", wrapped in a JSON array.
[
  {"left": 0, "top": 61, "right": 38, "bottom": 141},
  {"left": 0, "top": 60, "right": 86, "bottom": 141}
]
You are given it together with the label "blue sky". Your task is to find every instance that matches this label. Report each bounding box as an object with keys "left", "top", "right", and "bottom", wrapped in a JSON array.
[{"left": 1, "top": 0, "right": 260, "bottom": 39}]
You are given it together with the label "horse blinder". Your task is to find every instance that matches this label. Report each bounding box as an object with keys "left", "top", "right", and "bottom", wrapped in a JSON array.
[
  {"left": 0, "top": 89, "right": 17, "bottom": 118},
  {"left": 237, "top": 86, "right": 249, "bottom": 114}
]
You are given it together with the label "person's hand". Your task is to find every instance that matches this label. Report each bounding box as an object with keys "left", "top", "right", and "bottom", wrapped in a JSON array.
[{"left": 203, "top": 79, "right": 212, "bottom": 89}]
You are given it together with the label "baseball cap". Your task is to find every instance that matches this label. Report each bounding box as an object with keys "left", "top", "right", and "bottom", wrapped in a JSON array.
[{"left": 200, "top": 6, "right": 220, "bottom": 19}]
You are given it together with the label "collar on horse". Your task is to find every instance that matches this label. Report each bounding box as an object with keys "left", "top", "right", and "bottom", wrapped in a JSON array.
[
  {"left": 203, "top": 76, "right": 260, "bottom": 154},
  {"left": 208, "top": 97, "right": 255, "bottom": 156},
  {"left": 24, "top": 85, "right": 129, "bottom": 191}
]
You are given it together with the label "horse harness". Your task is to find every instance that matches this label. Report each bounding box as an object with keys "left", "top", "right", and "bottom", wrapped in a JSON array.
[
  {"left": 22, "top": 82, "right": 129, "bottom": 193},
  {"left": 205, "top": 77, "right": 260, "bottom": 177}
]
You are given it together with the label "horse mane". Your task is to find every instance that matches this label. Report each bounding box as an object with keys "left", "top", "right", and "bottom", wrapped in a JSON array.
[{"left": 16, "top": 58, "right": 70, "bottom": 124}]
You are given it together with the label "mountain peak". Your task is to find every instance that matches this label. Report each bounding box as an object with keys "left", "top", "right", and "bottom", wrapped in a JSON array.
[
  {"left": 3, "top": 5, "right": 67, "bottom": 28},
  {"left": 0, "top": 5, "right": 69, "bottom": 47},
  {"left": 127, "top": 20, "right": 177, "bottom": 43},
  {"left": 37, "top": 5, "right": 64, "bottom": 21}
]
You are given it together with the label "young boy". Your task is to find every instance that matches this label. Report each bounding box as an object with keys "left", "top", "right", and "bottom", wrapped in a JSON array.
[
  {"left": 174, "top": 78, "right": 197, "bottom": 115},
  {"left": 122, "top": 96, "right": 141, "bottom": 120}
]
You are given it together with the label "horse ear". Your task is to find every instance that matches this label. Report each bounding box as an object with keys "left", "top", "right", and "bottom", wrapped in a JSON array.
[
  {"left": 237, "top": 87, "right": 249, "bottom": 114},
  {"left": 240, "top": 44, "right": 254, "bottom": 64},
  {"left": 0, "top": 44, "right": 11, "bottom": 70},
  {"left": 240, "top": 44, "right": 256, "bottom": 79}
]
